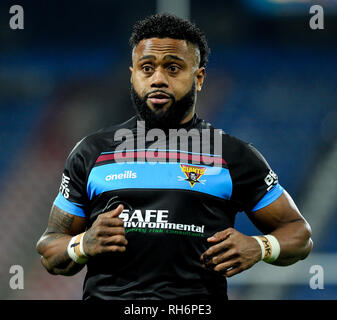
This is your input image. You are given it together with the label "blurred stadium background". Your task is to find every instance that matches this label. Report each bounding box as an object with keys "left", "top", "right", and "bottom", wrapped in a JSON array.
[{"left": 0, "top": 0, "right": 336, "bottom": 300}]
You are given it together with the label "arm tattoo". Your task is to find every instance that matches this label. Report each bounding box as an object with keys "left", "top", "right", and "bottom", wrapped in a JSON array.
[
  {"left": 37, "top": 207, "right": 86, "bottom": 274},
  {"left": 37, "top": 208, "right": 74, "bottom": 252},
  {"left": 48, "top": 208, "right": 75, "bottom": 233},
  {"left": 37, "top": 233, "right": 67, "bottom": 252}
]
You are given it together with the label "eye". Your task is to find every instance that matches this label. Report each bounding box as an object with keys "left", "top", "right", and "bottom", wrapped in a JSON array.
[
  {"left": 168, "top": 65, "right": 180, "bottom": 73},
  {"left": 142, "top": 65, "right": 153, "bottom": 73}
]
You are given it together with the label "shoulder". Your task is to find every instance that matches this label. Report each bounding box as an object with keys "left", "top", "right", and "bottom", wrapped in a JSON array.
[
  {"left": 196, "top": 117, "right": 253, "bottom": 155},
  {"left": 194, "top": 116, "right": 224, "bottom": 133},
  {"left": 223, "top": 134, "right": 269, "bottom": 169},
  {"left": 197, "top": 117, "right": 269, "bottom": 168},
  {"left": 222, "top": 134, "right": 257, "bottom": 156},
  {"left": 69, "top": 116, "right": 137, "bottom": 155},
  {"left": 67, "top": 116, "right": 137, "bottom": 163}
]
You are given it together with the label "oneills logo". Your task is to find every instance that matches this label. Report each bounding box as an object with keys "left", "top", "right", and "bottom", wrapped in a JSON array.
[{"left": 178, "top": 164, "right": 206, "bottom": 188}]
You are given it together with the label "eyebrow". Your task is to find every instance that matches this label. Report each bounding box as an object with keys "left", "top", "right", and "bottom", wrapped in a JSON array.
[{"left": 138, "top": 54, "right": 185, "bottom": 62}]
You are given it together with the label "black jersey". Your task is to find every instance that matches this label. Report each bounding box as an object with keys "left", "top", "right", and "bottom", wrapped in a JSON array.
[{"left": 54, "top": 114, "right": 283, "bottom": 300}]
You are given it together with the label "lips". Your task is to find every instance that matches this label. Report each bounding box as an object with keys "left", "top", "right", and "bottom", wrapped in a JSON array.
[{"left": 148, "top": 92, "right": 171, "bottom": 105}]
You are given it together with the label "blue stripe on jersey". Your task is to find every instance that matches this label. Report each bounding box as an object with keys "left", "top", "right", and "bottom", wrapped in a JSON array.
[
  {"left": 251, "top": 183, "right": 284, "bottom": 212},
  {"left": 53, "top": 192, "right": 86, "bottom": 217},
  {"left": 87, "top": 162, "right": 232, "bottom": 201}
]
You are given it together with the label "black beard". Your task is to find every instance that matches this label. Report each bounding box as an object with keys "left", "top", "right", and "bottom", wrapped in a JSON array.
[{"left": 130, "top": 82, "right": 196, "bottom": 129}]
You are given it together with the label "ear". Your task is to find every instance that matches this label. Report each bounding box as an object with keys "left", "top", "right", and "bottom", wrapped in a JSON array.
[
  {"left": 196, "top": 67, "right": 205, "bottom": 92},
  {"left": 129, "top": 66, "right": 133, "bottom": 84}
]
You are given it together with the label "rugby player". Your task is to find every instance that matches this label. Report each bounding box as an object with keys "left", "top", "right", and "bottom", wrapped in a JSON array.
[{"left": 36, "top": 13, "right": 313, "bottom": 300}]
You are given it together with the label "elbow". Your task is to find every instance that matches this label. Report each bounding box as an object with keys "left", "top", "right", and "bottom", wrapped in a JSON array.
[
  {"left": 36, "top": 238, "right": 43, "bottom": 256},
  {"left": 300, "top": 221, "right": 313, "bottom": 260},
  {"left": 36, "top": 233, "right": 50, "bottom": 256},
  {"left": 301, "top": 237, "right": 313, "bottom": 260},
  {"left": 36, "top": 237, "right": 56, "bottom": 275}
]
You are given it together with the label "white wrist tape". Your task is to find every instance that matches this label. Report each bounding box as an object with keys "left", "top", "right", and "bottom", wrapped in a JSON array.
[
  {"left": 67, "top": 232, "right": 88, "bottom": 264},
  {"left": 252, "top": 236, "right": 265, "bottom": 260},
  {"left": 252, "top": 234, "right": 280, "bottom": 263}
]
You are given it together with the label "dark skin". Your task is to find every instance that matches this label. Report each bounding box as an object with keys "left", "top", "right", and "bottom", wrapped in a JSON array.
[
  {"left": 36, "top": 38, "right": 313, "bottom": 276},
  {"left": 36, "top": 204, "right": 126, "bottom": 275},
  {"left": 130, "top": 37, "right": 205, "bottom": 123},
  {"left": 201, "top": 190, "right": 313, "bottom": 277}
]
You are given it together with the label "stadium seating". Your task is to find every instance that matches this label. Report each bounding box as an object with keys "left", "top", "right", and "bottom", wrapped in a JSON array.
[{"left": 0, "top": 44, "right": 336, "bottom": 299}]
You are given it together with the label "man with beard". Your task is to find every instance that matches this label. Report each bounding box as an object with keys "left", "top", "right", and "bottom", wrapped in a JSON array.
[{"left": 36, "top": 13, "right": 313, "bottom": 300}]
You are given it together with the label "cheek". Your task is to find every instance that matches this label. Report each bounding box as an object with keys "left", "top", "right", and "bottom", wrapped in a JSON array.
[
  {"left": 171, "top": 79, "right": 194, "bottom": 100},
  {"left": 132, "top": 75, "right": 147, "bottom": 95}
]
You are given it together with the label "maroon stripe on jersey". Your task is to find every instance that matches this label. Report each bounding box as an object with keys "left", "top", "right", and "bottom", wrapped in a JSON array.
[{"left": 95, "top": 151, "right": 226, "bottom": 165}]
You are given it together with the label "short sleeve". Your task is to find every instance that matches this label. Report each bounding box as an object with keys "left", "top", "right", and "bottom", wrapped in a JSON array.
[
  {"left": 229, "top": 140, "right": 283, "bottom": 213},
  {"left": 53, "top": 139, "right": 88, "bottom": 217}
]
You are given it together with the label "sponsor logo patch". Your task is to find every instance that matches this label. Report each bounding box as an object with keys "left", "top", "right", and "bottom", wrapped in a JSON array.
[
  {"left": 105, "top": 170, "right": 137, "bottom": 181},
  {"left": 178, "top": 164, "right": 206, "bottom": 188},
  {"left": 264, "top": 169, "right": 278, "bottom": 191},
  {"left": 59, "top": 173, "right": 70, "bottom": 199},
  {"left": 119, "top": 208, "right": 205, "bottom": 237}
]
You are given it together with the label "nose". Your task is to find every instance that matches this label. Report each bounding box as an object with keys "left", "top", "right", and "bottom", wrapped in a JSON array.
[{"left": 150, "top": 69, "right": 168, "bottom": 88}]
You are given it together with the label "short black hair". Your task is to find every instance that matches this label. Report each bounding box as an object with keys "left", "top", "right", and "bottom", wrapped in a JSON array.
[{"left": 129, "top": 13, "right": 210, "bottom": 68}]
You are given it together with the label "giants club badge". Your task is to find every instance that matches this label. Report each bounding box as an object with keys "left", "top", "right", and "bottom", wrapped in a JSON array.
[{"left": 178, "top": 164, "right": 206, "bottom": 187}]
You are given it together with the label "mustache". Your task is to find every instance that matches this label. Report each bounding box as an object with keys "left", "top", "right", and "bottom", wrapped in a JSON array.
[
  {"left": 144, "top": 90, "right": 175, "bottom": 101},
  {"left": 130, "top": 81, "right": 196, "bottom": 129}
]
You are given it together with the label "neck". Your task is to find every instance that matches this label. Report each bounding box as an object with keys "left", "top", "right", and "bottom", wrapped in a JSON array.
[{"left": 180, "top": 107, "right": 195, "bottom": 125}]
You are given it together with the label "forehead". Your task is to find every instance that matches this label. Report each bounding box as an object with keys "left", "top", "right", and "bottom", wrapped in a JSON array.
[{"left": 132, "top": 38, "right": 199, "bottom": 64}]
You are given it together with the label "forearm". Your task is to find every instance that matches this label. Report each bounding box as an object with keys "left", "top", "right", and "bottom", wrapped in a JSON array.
[
  {"left": 270, "top": 220, "right": 313, "bottom": 266},
  {"left": 36, "top": 233, "right": 85, "bottom": 276}
]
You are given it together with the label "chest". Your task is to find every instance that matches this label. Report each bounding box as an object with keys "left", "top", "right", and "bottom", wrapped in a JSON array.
[{"left": 86, "top": 152, "right": 233, "bottom": 202}]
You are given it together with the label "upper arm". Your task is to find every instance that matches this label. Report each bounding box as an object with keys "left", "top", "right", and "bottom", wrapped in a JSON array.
[
  {"left": 52, "top": 136, "right": 91, "bottom": 219},
  {"left": 38, "top": 137, "right": 91, "bottom": 247},
  {"left": 228, "top": 138, "right": 282, "bottom": 213},
  {"left": 226, "top": 138, "right": 310, "bottom": 234},
  {"left": 36, "top": 204, "right": 87, "bottom": 258},
  {"left": 37, "top": 205, "right": 87, "bottom": 274},
  {"left": 43, "top": 137, "right": 92, "bottom": 237},
  {"left": 247, "top": 189, "right": 310, "bottom": 234},
  {"left": 44, "top": 205, "right": 87, "bottom": 236}
]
